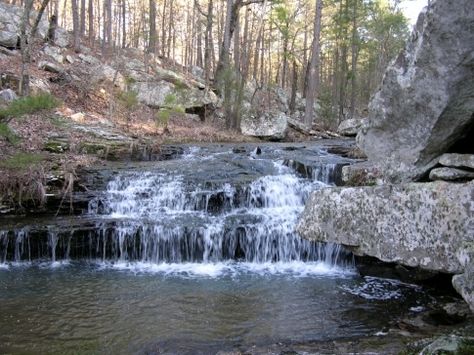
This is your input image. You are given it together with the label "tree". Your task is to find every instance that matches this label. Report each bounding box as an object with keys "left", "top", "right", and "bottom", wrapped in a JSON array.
[
  {"left": 149, "top": 0, "right": 157, "bottom": 53},
  {"left": 304, "top": 0, "right": 323, "bottom": 129}
]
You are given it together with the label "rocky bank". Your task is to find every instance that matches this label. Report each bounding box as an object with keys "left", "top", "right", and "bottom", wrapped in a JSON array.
[{"left": 298, "top": 0, "right": 474, "bottom": 311}]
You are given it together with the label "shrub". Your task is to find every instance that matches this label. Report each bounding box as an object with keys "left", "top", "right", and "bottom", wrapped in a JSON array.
[
  {"left": 0, "top": 93, "right": 59, "bottom": 122},
  {"left": 155, "top": 93, "right": 185, "bottom": 130},
  {"left": 0, "top": 122, "right": 20, "bottom": 145},
  {"left": 117, "top": 90, "right": 139, "bottom": 110},
  {"left": 0, "top": 152, "right": 45, "bottom": 170}
]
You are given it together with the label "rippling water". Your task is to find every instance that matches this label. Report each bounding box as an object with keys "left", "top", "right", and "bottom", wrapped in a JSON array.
[
  {"left": 0, "top": 262, "right": 429, "bottom": 354},
  {"left": 0, "top": 143, "right": 434, "bottom": 353}
]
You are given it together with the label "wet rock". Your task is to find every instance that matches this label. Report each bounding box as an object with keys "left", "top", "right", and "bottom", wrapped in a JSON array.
[
  {"left": 453, "top": 247, "right": 474, "bottom": 312},
  {"left": 338, "top": 118, "right": 367, "bottom": 136},
  {"left": 0, "top": 88, "right": 17, "bottom": 102},
  {"left": 297, "top": 181, "right": 474, "bottom": 274},
  {"left": 418, "top": 335, "right": 474, "bottom": 355},
  {"left": 38, "top": 61, "right": 63, "bottom": 74},
  {"left": 439, "top": 153, "right": 474, "bottom": 170},
  {"left": 241, "top": 111, "right": 288, "bottom": 141},
  {"left": 357, "top": 0, "right": 474, "bottom": 182},
  {"left": 429, "top": 167, "right": 474, "bottom": 181}
]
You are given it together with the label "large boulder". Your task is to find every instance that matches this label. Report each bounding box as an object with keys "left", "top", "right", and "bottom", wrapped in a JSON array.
[
  {"left": 338, "top": 118, "right": 367, "bottom": 137},
  {"left": 0, "top": 2, "right": 70, "bottom": 48},
  {"left": 297, "top": 181, "right": 474, "bottom": 274},
  {"left": 357, "top": 0, "right": 474, "bottom": 182},
  {"left": 241, "top": 111, "right": 288, "bottom": 140},
  {"left": 131, "top": 81, "right": 218, "bottom": 110}
]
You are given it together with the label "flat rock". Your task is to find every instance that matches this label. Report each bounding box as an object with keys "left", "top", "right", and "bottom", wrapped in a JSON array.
[
  {"left": 439, "top": 153, "right": 474, "bottom": 170},
  {"left": 297, "top": 181, "right": 474, "bottom": 274},
  {"left": 241, "top": 111, "right": 288, "bottom": 141},
  {"left": 430, "top": 167, "right": 474, "bottom": 181},
  {"left": 337, "top": 118, "right": 367, "bottom": 137},
  {"left": 38, "top": 61, "right": 63, "bottom": 74}
]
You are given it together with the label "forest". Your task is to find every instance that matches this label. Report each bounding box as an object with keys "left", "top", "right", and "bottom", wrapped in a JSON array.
[{"left": 7, "top": 0, "right": 410, "bottom": 131}]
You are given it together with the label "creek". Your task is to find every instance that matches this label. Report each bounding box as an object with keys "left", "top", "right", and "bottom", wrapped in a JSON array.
[{"left": 0, "top": 143, "right": 437, "bottom": 354}]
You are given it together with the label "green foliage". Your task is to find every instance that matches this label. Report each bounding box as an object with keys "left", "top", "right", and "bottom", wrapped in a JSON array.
[
  {"left": 0, "top": 93, "right": 59, "bottom": 121},
  {"left": 0, "top": 123, "right": 20, "bottom": 145},
  {"left": 318, "top": 86, "right": 337, "bottom": 129},
  {"left": 155, "top": 93, "right": 185, "bottom": 129},
  {"left": 117, "top": 90, "right": 139, "bottom": 110},
  {"left": 0, "top": 152, "right": 45, "bottom": 170}
]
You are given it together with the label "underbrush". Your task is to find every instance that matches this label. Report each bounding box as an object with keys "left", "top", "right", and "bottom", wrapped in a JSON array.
[
  {"left": 0, "top": 93, "right": 59, "bottom": 122},
  {"left": 0, "top": 122, "right": 20, "bottom": 144}
]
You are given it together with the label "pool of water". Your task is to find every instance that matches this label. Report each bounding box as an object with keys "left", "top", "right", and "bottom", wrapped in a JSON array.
[{"left": 0, "top": 262, "right": 430, "bottom": 354}]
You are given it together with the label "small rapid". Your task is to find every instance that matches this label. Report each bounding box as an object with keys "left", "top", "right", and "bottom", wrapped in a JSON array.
[
  {"left": 0, "top": 143, "right": 440, "bottom": 354},
  {"left": 0, "top": 144, "right": 354, "bottom": 272}
]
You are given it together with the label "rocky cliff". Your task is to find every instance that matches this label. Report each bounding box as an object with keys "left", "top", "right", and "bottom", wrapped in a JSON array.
[
  {"left": 357, "top": 0, "right": 474, "bottom": 183},
  {"left": 298, "top": 0, "right": 474, "bottom": 311}
]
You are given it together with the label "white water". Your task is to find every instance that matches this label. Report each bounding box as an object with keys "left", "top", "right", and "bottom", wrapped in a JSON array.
[{"left": 0, "top": 145, "right": 354, "bottom": 274}]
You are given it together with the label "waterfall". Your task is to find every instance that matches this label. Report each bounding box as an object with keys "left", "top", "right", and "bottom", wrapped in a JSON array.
[{"left": 0, "top": 145, "right": 354, "bottom": 270}]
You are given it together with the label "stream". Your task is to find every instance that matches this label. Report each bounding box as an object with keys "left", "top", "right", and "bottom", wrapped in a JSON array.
[{"left": 0, "top": 143, "right": 436, "bottom": 354}]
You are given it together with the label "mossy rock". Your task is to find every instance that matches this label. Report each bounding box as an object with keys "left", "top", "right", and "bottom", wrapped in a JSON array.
[
  {"left": 80, "top": 142, "right": 107, "bottom": 155},
  {"left": 44, "top": 140, "right": 70, "bottom": 153}
]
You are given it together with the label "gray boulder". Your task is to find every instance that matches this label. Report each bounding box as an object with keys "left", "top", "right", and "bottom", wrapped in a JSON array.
[
  {"left": 0, "top": 89, "right": 17, "bottom": 102},
  {"left": 453, "top": 246, "right": 474, "bottom": 312},
  {"left": 38, "top": 61, "right": 63, "bottom": 74},
  {"left": 297, "top": 181, "right": 474, "bottom": 274},
  {"left": 131, "top": 81, "right": 218, "bottom": 110},
  {"left": 241, "top": 111, "right": 288, "bottom": 140},
  {"left": 439, "top": 153, "right": 474, "bottom": 170},
  {"left": 429, "top": 167, "right": 474, "bottom": 181},
  {"left": 90, "top": 64, "right": 126, "bottom": 91},
  {"left": 338, "top": 118, "right": 367, "bottom": 136},
  {"left": 0, "top": 2, "right": 69, "bottom": 48},
  {"left": 42, "top": 45, "right": 64, "bottom": 63},
  {"left": 357, "top": 0, "right": 474, "bottom": 182}
]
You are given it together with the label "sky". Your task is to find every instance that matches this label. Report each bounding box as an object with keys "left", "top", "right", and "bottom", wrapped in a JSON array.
[{"left": 400, "top": 0, "right": 429, "bottom": 25}]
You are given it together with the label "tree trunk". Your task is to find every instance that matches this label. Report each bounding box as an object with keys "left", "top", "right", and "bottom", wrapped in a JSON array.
[
  {"left": 121, "top": 0, "right": 126, "bottom": 48},
  {"left": 19, "top": 0, "right": 35, "bottom": 96},
  {"left": 167, "top": 0, "right": 173, "bottom": 58},
  {"left": 349, "top": 0, "right": 358, "bottom": 119},
  {"left": 304, "top": 0, "right": 323, "bottom": 129},
  {"left": 149, "top": 0, "right": 157, "bottom": 53},
  {"left": 71, "top": 0, "right": 80, "bottom": 51},
  {"left": 80, "top": 0, "right": 86, "bottom": 37},
  {"left": 30, "top": 0, "right": 51, "bottom": 39},
  {"left": 161, "top": 0, "right": 167, "bottom": 57},
  {"left": 88, "top": 0, "right": 93, "bottom": 44}
]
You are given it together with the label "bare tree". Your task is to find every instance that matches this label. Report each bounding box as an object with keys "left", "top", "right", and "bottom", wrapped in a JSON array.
[{"left": 304, "top": 0, "right": 323, "bottom": 129}]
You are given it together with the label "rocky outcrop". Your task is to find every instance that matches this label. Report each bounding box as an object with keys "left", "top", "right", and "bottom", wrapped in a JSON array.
[
  {"left": 297, "top": 181, "right": 474, "bottom": 274},
  {"left": 0, "top": 2, "right": 69, "bottom": 48},
  {"left": 131, "top": 81, "right": 218, "bottom": 110},
  {"left": 240, "top": 111, "right": 288, "bottom": 140},
  {"left": 338, "top": 118, "right": 367, "bottom": 137},
  {"left": 429, "top": 167, "right": 474, "bottom": 182},
  {"left": 357, "top": 0, "right": 474, "bottom": 182},
  {"left": 439, "top": 154, "right": 474, "bottom": 170}
]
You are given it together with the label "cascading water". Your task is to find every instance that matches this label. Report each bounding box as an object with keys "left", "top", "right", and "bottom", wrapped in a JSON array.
[
  {"left": 0, "top": 143, "right": 439, "bottom": 354},
  {"left": 0, "top": 144, "right": 351, "bottom": 273}
]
